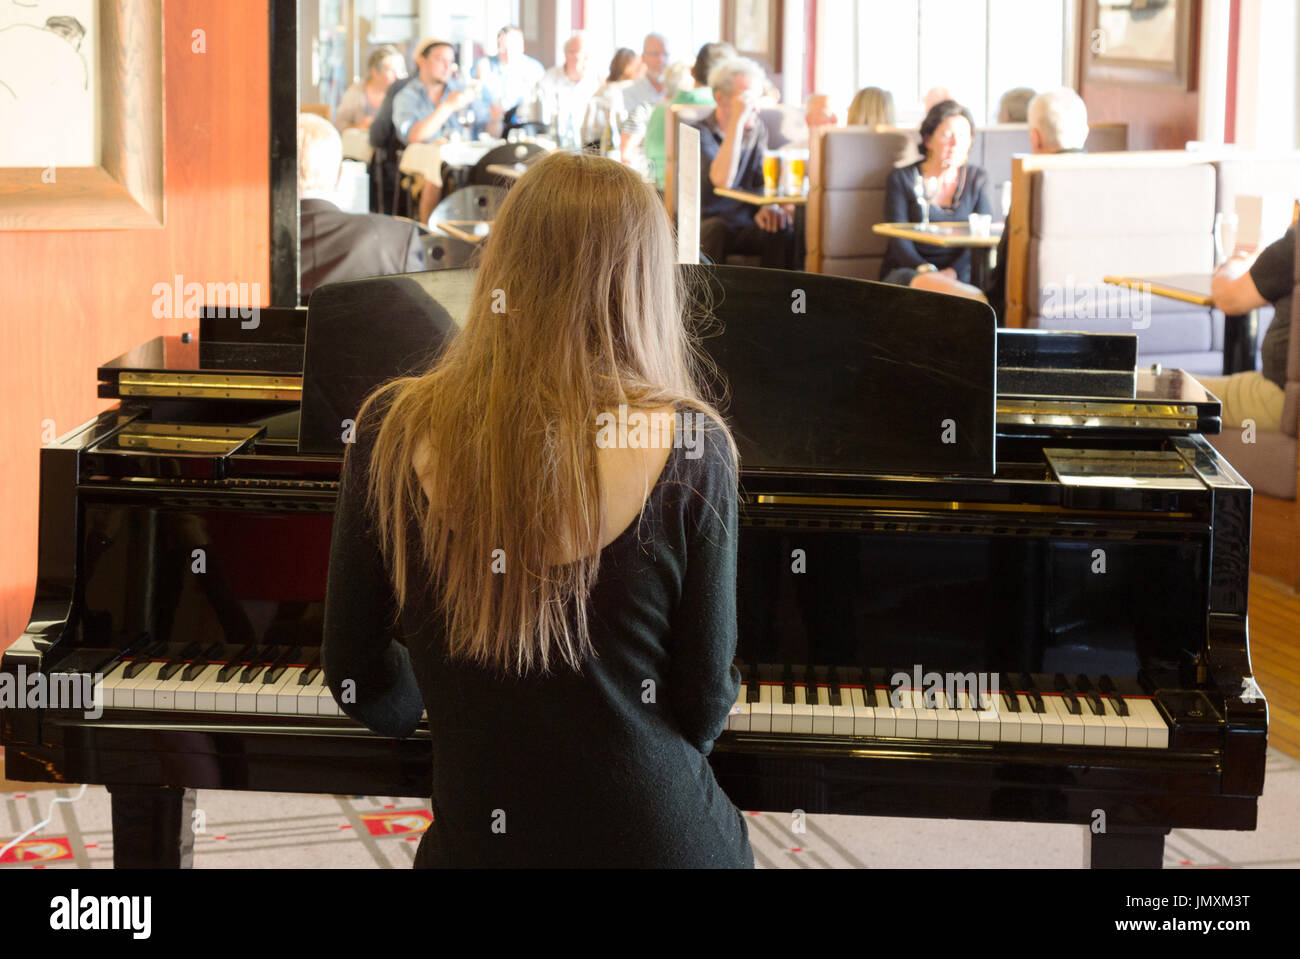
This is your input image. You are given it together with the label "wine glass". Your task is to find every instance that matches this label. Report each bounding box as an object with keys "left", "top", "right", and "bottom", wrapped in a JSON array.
[{"left": 915, "top": 176, "right": 939, "bottom": 230}]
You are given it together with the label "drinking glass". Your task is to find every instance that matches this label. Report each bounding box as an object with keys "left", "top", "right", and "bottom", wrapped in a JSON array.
[
  {"left": 1214, "top": 212, "right": 1239, "bottom": 265},
  {"left": 762, "top": 151, "right": 780, "bottom": 195},
  {"left": 1000, "top": 180, "right": 1012, "bottom": 219}
]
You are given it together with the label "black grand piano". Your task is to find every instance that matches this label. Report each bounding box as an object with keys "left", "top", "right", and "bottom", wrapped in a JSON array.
[{"left": 1, "top": 267, "right": 1266, "bottom": 868}]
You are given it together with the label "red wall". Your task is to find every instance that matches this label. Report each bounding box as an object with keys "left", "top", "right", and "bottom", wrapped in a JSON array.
[{"left": 0, "top": 0, "right": 271, "bottom": 647}]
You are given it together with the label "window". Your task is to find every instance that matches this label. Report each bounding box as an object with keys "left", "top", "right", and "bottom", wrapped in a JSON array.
[
  {"left": 827, "top": 0, "right": 1069, "bottom": 126},
  {"left": 583, "top": 0, "right": 723, "bottom": 78}
]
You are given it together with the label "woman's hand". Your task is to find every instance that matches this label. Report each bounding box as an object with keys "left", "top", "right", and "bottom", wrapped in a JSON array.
[{"left": 755, "top": 204, "right": 789, "bottom": 232}]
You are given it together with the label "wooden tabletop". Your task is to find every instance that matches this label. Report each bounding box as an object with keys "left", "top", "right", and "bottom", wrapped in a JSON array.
[
  {"left": 436, "top": 220, "right": 491, "bottom": 244},
  {"left": 1103, "top": 274, "right": 1214, "bottom": 307},
  {"left": 714, "top": 187, "right": 808, "bottom": 206},
  {"left": 485, "top": 163, "right": 528, "bottom": 180},
  {"left": 871, "top": 221, "right": 1004, "bottom": 248}
]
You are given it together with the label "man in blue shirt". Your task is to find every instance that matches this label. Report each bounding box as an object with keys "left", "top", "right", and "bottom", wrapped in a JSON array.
[
  {"left": 692, "top": 57, "right": 796, "bottom": 270},
  {"left": 392, "top": 39, "right": 479, "bottom": 223},
  {"left": 472, "top": 25, "right": 545, "bottom": 136}
]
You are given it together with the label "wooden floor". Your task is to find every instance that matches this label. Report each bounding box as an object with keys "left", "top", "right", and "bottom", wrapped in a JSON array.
[{"left": 1250, "top": 573, "right": 1300, "bottom": 760}]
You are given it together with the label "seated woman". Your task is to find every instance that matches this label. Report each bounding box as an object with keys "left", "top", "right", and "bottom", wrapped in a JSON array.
[
  {"left": 879, "top": 100, "right": 992, "bottom": 285},
  {"left": 321, "top": 151, "right": 753, "bottom": 869},
  {"left": 846, "top": 86, "right": 894, "bottom": 128}
]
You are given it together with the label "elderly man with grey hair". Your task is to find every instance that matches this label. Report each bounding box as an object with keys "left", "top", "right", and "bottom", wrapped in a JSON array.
[
  {"left": 905, "top": 87, "right": 1089, "bottom": 321},
  {"left": 690, "top": 57, "right": 797, "bottom": 270},
  {"left": 298, "top": 113, "right": 426, "bottom": 302}
]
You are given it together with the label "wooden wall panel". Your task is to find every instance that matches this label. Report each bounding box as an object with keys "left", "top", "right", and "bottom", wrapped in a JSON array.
[
  {"left": 1076, "top": 1, "right": 1201, "bottom": 150},
  {"left": 0, "top": 0, "right": 271, "bottom": 647}
]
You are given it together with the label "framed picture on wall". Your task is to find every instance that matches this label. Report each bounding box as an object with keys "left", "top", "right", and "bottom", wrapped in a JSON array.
[
  {"left": 724, "top": 0, "right": 783, "bottom": 75},
  {"left": 1082, "top": 0, "right": 1196, "bottom": 90},
  {"left": 0, "top": 0, "right": 163, "bottom": 231}
]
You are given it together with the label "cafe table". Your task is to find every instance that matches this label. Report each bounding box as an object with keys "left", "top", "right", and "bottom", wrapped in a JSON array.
[
  {"left": 1104, "top": 273, "right": 1258, "bottom": 376},
  {"left": 871, "top": 221, "right": 1004, "bottom": 290}
]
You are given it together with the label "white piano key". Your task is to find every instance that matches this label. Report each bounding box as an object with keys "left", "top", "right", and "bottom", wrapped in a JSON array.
[
  {"left": 315, "top": 679, "right": 342, "bottom": 716},
  {"left": 274, "top": 666, "right": 307, "bottom": 714},
  {"left": 728, "top": 685, "right": 750, "bottom": 731},
  {"left": 955, "top": 691, "right": 981, "bottom": 741},
  {"left": 97, "top": 662, "right": 130, "bottom": 709},
  {"left": 1115, "top": 696, "right": 1148, "bottom": 748},
  {"left": 934, "top": 690, "right": 959, "bottom": 740},
  {"left": 913, "top": 688, "right": 938, "bottom": 739},
  {"left": 151, "top": 665, "right": 178, "bottom": 711},
  {"left": 1016, "top": 694, "right": 1043, "bottom": 743},
  {"left": 996, "top": 692, "right": 1023, "bottom": 742},
  {"left": 1048, "top": 695, "right": 1082, "bottom": 745},
  {"left": 975, "top": 690, "right": 1001, "bottom": 741},
  {"left": 850, "top": 686, "right": 874, "bottom": 737},
  {"left": 296, "top": 673, "right": 323, "bottom": 715},
  {"left": 111, "top": 661, "right": 162, "bottom": 709},
  {"left": 131, "top": 662, "right": 169, "bottom": 709},
  {"left": 770, "top": 683, "right": 794, "bottom": 733},
  {"left": 234, "top": 666, "right": 273, "bottom": 713},
  {"left": 811, "top": 685, "right": 835, "bottom": 735},
  {"left": 831, "top": 685, "right": 856, "bottom": 736},
  {"left": 176, "top": 663, "right": 221, "bottom": 710},
  {"left": 892, "top": 688, "right": 918, "bottom": 739},
  {"left": 869, "top": 686, "right": 896, "bottom": 737},
  {"left": 1076, "top": 694, "right": 1107, "bottom": 746},
  {"left": 1129, "top": 697, "right": 1169, "bottom": 749},
  {"left": 194, "top": 665, "right": 230, "bottom": 712},
  {"left": 749, "top": 684, "right": 773, "bottom": 733},
  {"left": 1099, "top": 697, "right": 1128, "bottom": 746},
  {"left": 259, "top": 666, "right": 297, "bottom": 714},
  {"left": 791, "top": 685, "right": 814, "bottom": 734}
]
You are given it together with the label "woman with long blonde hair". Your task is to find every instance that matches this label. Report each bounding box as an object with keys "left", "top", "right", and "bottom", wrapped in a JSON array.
[
  {"left": 322, "top": 150, "right": 753, "bottom": 868},
  {"left": 846, "top": 86, "right": 895, "bottom": 128}
]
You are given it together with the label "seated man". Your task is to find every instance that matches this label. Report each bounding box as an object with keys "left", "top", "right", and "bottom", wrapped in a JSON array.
[
  {"left": 1197, "top": 224, "right": 1296, "bottom": 432},
  {"left": 904, "top": 87, "right": 1090, "bottom": 323},
  {"left": 298, "top": 114, "right": 425, "bottom": 302},
  {"left": 393, "top": 39, "right": 479, "bottom": 223},
  {"left": 692, "top": 57, "right": 796, "bottom": 270}
]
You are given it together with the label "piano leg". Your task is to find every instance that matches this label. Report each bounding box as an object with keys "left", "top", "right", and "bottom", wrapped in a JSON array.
[
  {"left": 1085, "top": 826, "right": 1170, "bottom": 869},
  {"left": 107, "top": 784, "right": 197, "bottom": 869}
]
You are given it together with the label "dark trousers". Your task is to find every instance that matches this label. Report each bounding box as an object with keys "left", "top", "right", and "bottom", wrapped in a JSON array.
[{"left": 700, "top": 216, "right": 797, "bottom": 270}]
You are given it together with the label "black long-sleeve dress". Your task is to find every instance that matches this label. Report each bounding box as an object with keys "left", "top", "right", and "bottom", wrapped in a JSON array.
[
  {"left": 321, "top": 406, "right": 754, "bottom": 868},
  {"left": 879, "top": 159, "right": 993, "bottom": 284}
]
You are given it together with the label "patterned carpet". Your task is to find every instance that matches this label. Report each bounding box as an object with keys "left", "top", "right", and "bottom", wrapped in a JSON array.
[{"left": 4, "top": 748, "right": 1298, "bottom": 868}]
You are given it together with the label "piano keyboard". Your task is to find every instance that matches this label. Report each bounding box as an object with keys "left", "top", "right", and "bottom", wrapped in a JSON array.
[
  {"left": 728, "top": 676, "right": 1169, "bottom": 748},
  {"left": 70, "top": 643, "right": 391, "bottom": 719}
]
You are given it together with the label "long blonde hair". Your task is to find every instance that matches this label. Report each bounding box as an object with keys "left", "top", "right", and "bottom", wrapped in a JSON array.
[
  {"left": 847, "top": 86, "right": 895, "bottom": 128},
  {"left": 358, "top": 151, "right": 734, "bottom": 677}
]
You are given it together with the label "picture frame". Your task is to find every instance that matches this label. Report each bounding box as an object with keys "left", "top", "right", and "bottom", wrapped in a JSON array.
[
  {"left": 0, "top": 0, "right": 164, "bottom": 231},
  {"left": 1081, "top": 0, "right": 1196, "bottom": 91},
  {"left": 723, "top": 0, "right": 783, "bottom": 75}
]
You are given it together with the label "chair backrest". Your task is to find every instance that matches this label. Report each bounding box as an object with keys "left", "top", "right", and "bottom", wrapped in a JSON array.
[
  {"left": 665, "top": 103, "right": 713, "bottom": 221},
  {"left": 340, "top": 127, "right": 374, "bottom": 164},
  {"left": 469, "top": 142, "right": 546, "bottom": 187},
  {"left": 301, "top": 103, "right": 330, "bottom": 121},
  {"left": 429, "top": 184, "right": 508, "bottom": 231},
  {"left": 806, "top": 126, "right": 919, "bottom": 279},
  {"left": 1006, "top": 151, "right": 1218, "bottom": 332},
  {"left": 972, "top": 124, "right": 1030, "bottom": 188},
  {"left": 759, "top": 104, "right": 809, "bottom": 149}
]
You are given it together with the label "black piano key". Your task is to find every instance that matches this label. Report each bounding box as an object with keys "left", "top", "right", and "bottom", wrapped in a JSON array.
[
  {"left": 746, "top": 666, "right": 761, "bottom": 703},
  {"left": 157, "top": 642, "right": 202, "bottom": 682},
  {"left": 1075, "top": 674, "right": 1094, "bottom": 693},
  {"left": 826, "top": 665, "right": 842, "bottom": 707},
  {"left": 1085, "top": 693, "right": 1106, "bottom": 716},
  {"left": 1027, "top": 692, "right": 1045, "bottom": 713},
  {"left": 1107, "top": 694, "right": 1129, "bottom": 717},
  {"left": 1061, "top": 692, "right": 1082, "bottom": 715},
  {"left": 298, "top": 649, "right": 323, "bottom": 685},
  {"left": 263, "top": 646, "right": 302, "bottom": 685},
  {"left": 1097, "top": 674, "right": 1117, "bottom": 694},
  {"left": 861, "top": 669, "right": 877, "bottom": 708},
  {"left": 180, "top": 642, "right": 225, "bottom": 682},
  {"left": 240, "top": 646, "right": 285, "bottom": 684},
  {"left": 122, "top": 641, "right": 166, "bottom": 679},
  {"left": 218, "top": 645, "right": 255, "bottom": 683},
  {"left": 782, "top": 664, "right": 796, "bottom": 705},
  {"left": 1001, "top": 691, "right": 1021, "bottom": 713}
]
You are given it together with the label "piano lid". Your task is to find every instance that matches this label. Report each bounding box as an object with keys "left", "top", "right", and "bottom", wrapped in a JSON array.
[{"left": 297, "top": 266, "right": 999, "bottom": 477}]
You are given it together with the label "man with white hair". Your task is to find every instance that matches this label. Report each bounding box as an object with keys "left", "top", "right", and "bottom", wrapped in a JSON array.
[
  {"left": 691, "top": 57, "right": 797, "bottom": 269},
  {"left": 907, "top": 87, "right": 1089, "bottom": 321},
  {"left": 534, "top": 32, "right": 600, "bottom": 143},
  {"left": 298, "top": 113, "right": 426, "bottom": 301},
  {"left": 620, "top": 33, "right": 671, "bottom": 143}
]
